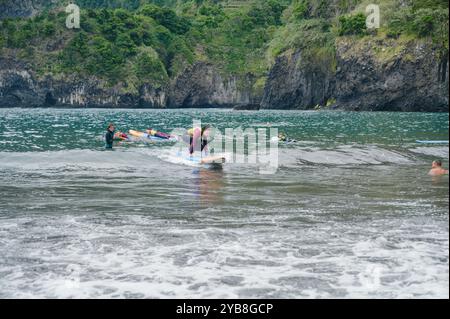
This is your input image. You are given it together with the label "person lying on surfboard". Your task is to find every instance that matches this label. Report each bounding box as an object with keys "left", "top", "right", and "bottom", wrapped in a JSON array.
[
  {"left": 114, "top": 131, "right": 129, "bottom": 141},
  {"left": 146, "top": 128, "right": 172, "bottom": 140},
  {"left": 182, "top": 125, "right": 212, "bottom": 155},
  {"left": 429, "top": 160, "right": 449, "bottom": 176}
]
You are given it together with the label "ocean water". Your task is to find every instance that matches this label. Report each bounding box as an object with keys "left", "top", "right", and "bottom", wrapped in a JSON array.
[{"left": 0, "top": 108, "right": 448, "bottom": 299}]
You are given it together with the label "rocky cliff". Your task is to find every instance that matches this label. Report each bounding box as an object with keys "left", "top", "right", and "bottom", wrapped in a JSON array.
[
  {"left": 260, "top": 50, "right": 335, "bottom": 110},
  {"left": 168, "top": 62, "right": 257, "bottom": 108},
  {"left": 1, "top": 40, "right": 448, "bottom": 111},
  {"left": 333, "top": 38, "right": 449, "bottom": 112},
  {"left": 0, "top": 58, "right": 257, "bottom": 108},
  {"left": 260, "top": 38, "right": 449, "bottom": 112}
]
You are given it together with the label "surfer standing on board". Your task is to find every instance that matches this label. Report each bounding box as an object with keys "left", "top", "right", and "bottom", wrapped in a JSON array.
[
  {"left": 429, "top": 160, "right": 449, "bottom": 176},
  {"left": 182, "top": 125, "right": 211, "bottom": 156}
]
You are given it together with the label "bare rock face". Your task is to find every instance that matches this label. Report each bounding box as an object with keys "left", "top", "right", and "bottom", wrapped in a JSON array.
[
  {"left": 260, "top": 38, "right": 449, "bottom": 112},
  {"left": 260, "top": 50, "right": 335, "bottom": 110},
  {"left": 0, "top": 58, "right": 256, "bottom": 108},
  {"left": 333, "top": 38, "right": 449, "bottom": 112},
  {"left": 168, "top": 62, "right": 257, "bottom": 108},
  {"left": 0, "top": 58, "right": 167, "bottom": 108},
  {"left": 0, "top": 59, "right": 43, "bottom": 107}
]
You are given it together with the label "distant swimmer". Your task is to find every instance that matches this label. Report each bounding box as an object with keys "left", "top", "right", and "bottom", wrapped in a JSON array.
[
  {"left": 277, "top": 133, "right": 297, "bottom": 143},
  {"left": 182, "top": 125, "right": 212, "bottom": 155},
  {"left": 429, "top": 160, "right": 449, "bottom": 176},
  {"left": 105, "top": 123, "right": 115, "bottom": 149}
]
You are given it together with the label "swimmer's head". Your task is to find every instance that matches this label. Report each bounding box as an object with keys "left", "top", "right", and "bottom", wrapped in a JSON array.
[{"left": 432, "top": 160, "right": 443, "bottom": 168}]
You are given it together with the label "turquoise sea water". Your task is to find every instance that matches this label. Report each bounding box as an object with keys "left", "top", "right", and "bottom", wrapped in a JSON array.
[{"left": 0, "top": 108, "right": 448, "bottom": 298}]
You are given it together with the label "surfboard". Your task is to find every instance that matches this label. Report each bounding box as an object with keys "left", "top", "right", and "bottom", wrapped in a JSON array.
[
  {"left": 200, "top": 155, "right": 226, "bottom": 164},
  {"left": 182, "top": 154, "right": 226, "bottom": 165},
  {"left": 416, "top": 140, "right": 449, "bottom": 144}
]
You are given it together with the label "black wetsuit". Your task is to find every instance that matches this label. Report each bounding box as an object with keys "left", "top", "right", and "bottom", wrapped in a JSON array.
[
  {"left": 182, "top": 134, "right": 209, "bottom": 155},
  {"left": 105, "top": 130, "right": 114, "bottom": 149}
]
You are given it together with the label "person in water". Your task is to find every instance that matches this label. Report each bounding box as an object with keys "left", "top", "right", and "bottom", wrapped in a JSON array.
[
  {"left": 146, "top": 128, "right": 172, "bottom": 140},
  {"left": 114, "top": 131, "right": 129, "bottom": 141},
  {"left": 105, "top": 123, "right": 115, "bottom": 149},
  {"left": 183, "top": 125, "right": 211, "bottom": 155},
  {"left": 429, "top": 160, "right": 449, "bottom": 176},
  {"left": 278, "top": 132, "right": 296, "bottom": 143}
]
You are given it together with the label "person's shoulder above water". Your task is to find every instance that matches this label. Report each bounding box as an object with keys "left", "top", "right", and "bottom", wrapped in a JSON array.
[{"left": 429, "top": 160, "right": 449, "bottom": 176}]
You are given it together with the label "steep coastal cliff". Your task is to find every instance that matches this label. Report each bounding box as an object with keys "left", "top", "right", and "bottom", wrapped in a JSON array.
[
  {"left": 0, "top": 0, "right": 448, "bottom": 111},
  {"left": 0, "top": 58, "right": 257, "bottom": 108},
  {"left": 260, "top": 37, "right": 449, "bottom": 111}
]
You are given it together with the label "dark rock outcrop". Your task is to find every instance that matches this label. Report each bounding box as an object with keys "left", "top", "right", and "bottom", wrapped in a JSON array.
[
  {"left": 168, "top": 62, "right": 258, "bottom": 108},
  {"left": 333, "top": 38, "right": 449, "bottom": 112},
  {"left": 0, "top": 57, "right": 166, "bottom": 108},
  {"left": 260, "top": 38, "right": 449, "bottom": 112},
  {"left": 260, "top": 50, "right": 335, "bottom": 110},
  {"left": 0, "top": 59, "right": 42, "bottom": 107},
  {"left": 0, "top": 58, "right": 257, "bottom": 108}
]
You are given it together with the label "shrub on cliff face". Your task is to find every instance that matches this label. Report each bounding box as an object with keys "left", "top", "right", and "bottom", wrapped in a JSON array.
[
  {"left": 338, "top": 13, "right": 366, "bottom": 36},
  {"left": 59, "top": 32, "right": 89, "bottom": 70},
  {"left": 115, "top": 33, "right": 137, "bottom": 57},
  {"left": 140, "top": 4, "right": 191, "bottom": 35},
  {"left": 292, "top": 0, "right": 335, "bottom": 20},
  {"left": 293, "top": 0, "right": 310, "bottom": 19},
  {"left": 410, "top": 9, "right": 448, "bottom": 38},
  {"left": 247, "top": 0, "right": 287, "bottom": 27},
  {"left": 194, "top": 3, "right": 225, "bottom": 29},
  {"left": 85, "top": 36, "right": 124, "bottom": 79},
  {"left": 412, "top": 0, "right": 449, "bottom": 11},
  {"left": 388, "top": 6, "right": 449, "bottom": 50},
  {"left": 134, "top": 50, "right": 169, "bottom": 87},
  {"left": 41, "top": 21, "right": 56, "bottom": 36}
]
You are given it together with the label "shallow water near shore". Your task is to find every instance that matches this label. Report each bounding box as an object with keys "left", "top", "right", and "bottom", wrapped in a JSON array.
[{"left": 0, "top": 108, "right": 448, "bottom": 298}]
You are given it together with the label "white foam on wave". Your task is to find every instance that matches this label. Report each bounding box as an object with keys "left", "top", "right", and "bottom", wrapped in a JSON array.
[
  {"left": 0, "top": 212, "right": 447, "bottom": 299},
  {"left": 410, "top": 147, "right": 449, "bottom": 158}
]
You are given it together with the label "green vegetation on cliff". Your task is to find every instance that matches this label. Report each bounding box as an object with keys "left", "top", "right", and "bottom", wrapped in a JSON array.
[{"left": 0, "top": 0, "right": 448, "bottom": 90}]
